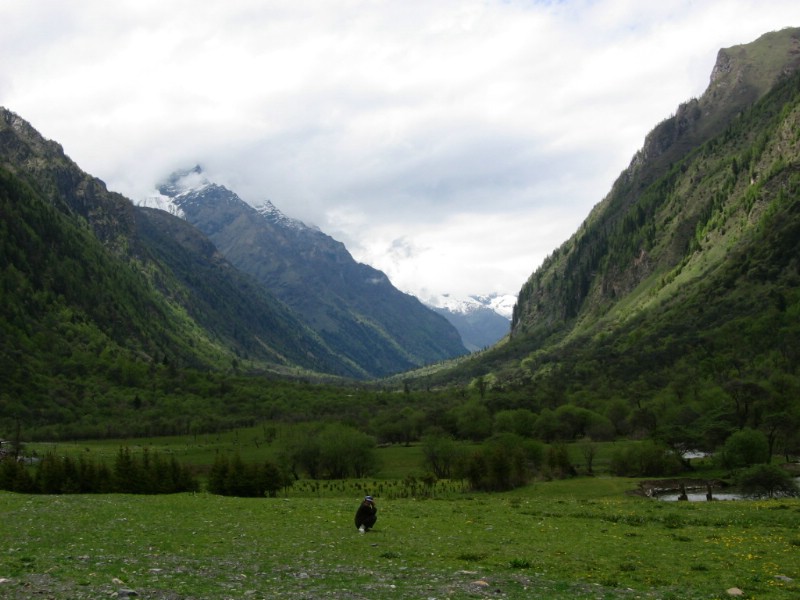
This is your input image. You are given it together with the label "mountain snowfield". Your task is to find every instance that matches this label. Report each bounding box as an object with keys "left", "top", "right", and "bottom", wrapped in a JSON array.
[{"left": 425, "top": 292, "right": 516, "bottom": 320}]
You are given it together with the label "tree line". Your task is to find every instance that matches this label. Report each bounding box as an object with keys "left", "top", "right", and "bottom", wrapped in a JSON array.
[{"left": 0, "top": 447, "right": 198, "bottom": 494}]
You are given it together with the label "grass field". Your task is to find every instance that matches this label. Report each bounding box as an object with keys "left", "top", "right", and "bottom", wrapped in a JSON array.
[{"left": 2, "top": 477, "right": 799, "bottom": 599}]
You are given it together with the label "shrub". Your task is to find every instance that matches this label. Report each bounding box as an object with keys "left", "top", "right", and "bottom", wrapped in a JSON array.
[
  {"left": 737, "top": 464, "right": 799, "bottom": 499},
  {"left": 458, "top": 433, "right": 531, "bottom": 491},
  {"left": 420, "top": 432, "right": 461, "bottom": 479},
  {"left": 717, "top": 428, "right": 770, "bottom": 469},
  {"left": 493, "top": 409, "right": 537, "bottom": 438},
  {"left": 208, "top": 453, "right": 292, "bottom": 497},
  {"left": 610, "top": 442, "right": 683, "bottom": 477},
  {"left": 275, "top": 422, "right": 378, "bottom": 479},
  {"left": 544, "top": 442, "right": 575, "bottom": 479}
]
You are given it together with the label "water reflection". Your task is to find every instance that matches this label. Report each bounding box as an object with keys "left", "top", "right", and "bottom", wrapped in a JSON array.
[
  {"left": 657, "top": 491, "right": 743, "bottom": 501},
  {"left": 655, "top": 477, "right": 800, "bottom": 501}
]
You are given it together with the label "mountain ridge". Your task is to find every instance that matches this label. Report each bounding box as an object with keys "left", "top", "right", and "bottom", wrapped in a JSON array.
[
  {"left": 142, "top": 173, "right": 513, "bottom": 352},
  {"left": 143, "top": 167, "right": 468, "bottom": 377},
  {"left": 512, "top": 27, "right": 800, "bottom": 338},
  {"left": 405, "top": 26, "right": 800, "bottom": 415},
  {"left": 0, "top": 107, "right": 380, "bottom": 383}
]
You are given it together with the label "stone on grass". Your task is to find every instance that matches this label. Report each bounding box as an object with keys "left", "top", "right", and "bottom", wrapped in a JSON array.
[{"left": 726, "top": 588, "right": 744, "bottom": 597}]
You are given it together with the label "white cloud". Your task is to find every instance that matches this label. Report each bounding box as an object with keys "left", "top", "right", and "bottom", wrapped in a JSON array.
[{"left": 2, "top": 0, "right": 800, "bottom": 299}]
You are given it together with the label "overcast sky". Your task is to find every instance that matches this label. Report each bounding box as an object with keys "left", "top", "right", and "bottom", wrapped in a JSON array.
[{"left": 3, "top": 1, "right": 800, "bottom": 303}]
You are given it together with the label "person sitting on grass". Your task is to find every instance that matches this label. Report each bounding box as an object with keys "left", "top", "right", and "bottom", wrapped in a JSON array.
[{"left": 355, "top": 495, "right": 377, "bottom": 532}]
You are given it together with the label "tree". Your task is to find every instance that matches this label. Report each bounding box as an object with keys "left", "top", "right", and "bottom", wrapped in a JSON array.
[
  {"left": 374, "top": 407, "right": 423, "bottom": 446},
  {"left": 225, "top": 453, "right": 256, "bottom": 496},
  {"left": 553, "top": 405, "right": 614, "bottom": 440},
  {"left": 723, "top": 379, "right": 768, "bottom": 430},
  {"left": 453, "top": 400, "right": 492, "bottom": 441},
  {"left": 579, "top": 437, "right": 598, "bottom": 474},
  {"left": 207, "top": 454, "right": 230, "bottom": 495},
  {"left": 317, "top": 423, "right": 378, "bottom": 479},
  {"left": 420, "top": 431, "right": 460, "bottom": 479},
  {"left": 605, "top": 398, "right": 631, "bottom": 436},
  {"left": 113, "top": 447, "right": 144, "bottom": 493},
  {"left": 609, "top": 442, "right": 683, "bottom": 477},
  {"left": 274, "top": 423, "right": 323, "bottom": 479},
  {"left": 456, "top": 434, "right": 533, "bottom": 492},
  {"left": 761, "top": 372, "right": 800, "bottom": 461},
  {"left": 532, "top": 408, "right": 560, "bottom": 442},
  {"left": 493, "top": 409, "right": 536, "bottom": 438},
  {"left": 259, "top": 460, "right": 292, "bottom": 497},
  {"left": 737, "top": 464, "right": 799, "bottom": 499},
  {"left": 717, "top": 428, "right": 770, "bottom": 469},
  {"left": 545, "top": 442, "right": 575, "bottom": 479},
  {"left": 0, "top": 457, "right": 35, "bottom": 493}
]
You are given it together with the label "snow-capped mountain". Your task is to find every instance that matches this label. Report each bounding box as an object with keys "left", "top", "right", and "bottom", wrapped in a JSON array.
[
  {"left": 140, "top": 166, "right": 511, "bottom": 356},
  {"left": 140, "top": 167, "right": 313, "bottom": 232},
  {"left": 138, "top": 166, "right": 468, "bottom": 377},
  {"left": 255, "top": 199, "right": 314, "bottom": 231},
  {"left": 428, "top": 293, "right": 516, "bottom": 320},
  {"left": 425, "top": 293, "right": 516, "bottom": 352},
  {"left": 139, "top": 190, "right": 186, "bottom": 218}
]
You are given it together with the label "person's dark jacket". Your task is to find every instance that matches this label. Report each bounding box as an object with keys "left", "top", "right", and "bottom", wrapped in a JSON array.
[{"left": 355, "top": 497, "right": 377, "bottom": 530}]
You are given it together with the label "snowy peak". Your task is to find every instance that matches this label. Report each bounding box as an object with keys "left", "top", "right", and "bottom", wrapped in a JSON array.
[
  {"left": 254, "top": 199, "right": 311, "bottom": 231},
  {"left": 424, "top": 292, "right": 515, "bottom": 352},
  {"left": 137, "top": 165, "right": 214, "bottom": 217},
  {"left": 157, "top": 165, "right": 211, "bottom": 198},
  {"left": 428, "top": 292, "right": 516, "bottom": 320},
  {"left": 137, "top": 191, "right": 185, "bottom": 218},
  {"left": 138, "top": 167, "right": 315, "bottom": 234}
]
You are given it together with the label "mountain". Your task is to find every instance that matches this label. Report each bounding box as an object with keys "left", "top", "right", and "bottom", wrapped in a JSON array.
[
  {"left": 413, "top": 27, "right": 800, "bottom": 421},
  {"left": 0, "top": 105, "right": 371, "bottom": 409},
  {"left": 511, "top": 27, "right": 800, "bottom": 340},
  {"left": 142, "top": 168, "right": 467, "bottom": 377},
  {"left": 425, "top": 293, "right": 514, "bottom": 352}
]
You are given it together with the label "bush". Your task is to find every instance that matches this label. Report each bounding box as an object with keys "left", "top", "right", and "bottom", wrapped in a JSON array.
[
  {"left": 275, "top": 422, "right": 378, "bottom": 479},
  {"left": 421, "top": 432, "right": 462, "bottom": 479},
  {"left": 207, "top": 453, "right": 293, "bottom": 497},
  {"left": 458, "top": 433, "right": 531, "bottom": 491},
  {"left": 317, "top": 424, "right": 378, "bottom": 479},
  {"left": 493, "top": 409, "right": 537, "bottom": 437},
  {"left": 610, "top": 442, "right": 683, "bottom": 477},
  {"left": 717, "top": 428, "right": 770, "bottom": 469},
  {"left": 737, "top": 464, "right": 799, "bottom": 499},
  {"left": 544, "top": 442, "right": 575, "bottom": 479}
]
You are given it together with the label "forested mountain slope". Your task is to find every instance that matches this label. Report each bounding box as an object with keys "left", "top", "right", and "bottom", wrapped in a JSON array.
[
  {"left": 0, "top": 106, "right": 368, "bottom": 430},
  {"left": 512, "top": 27, "right": 800, "bottom": 336},
  {"left": 151, "top": 169, "right": 467, "bottom": 377},
  {"left": 414, "top": 29, "right": 800, "bottom": 448}
]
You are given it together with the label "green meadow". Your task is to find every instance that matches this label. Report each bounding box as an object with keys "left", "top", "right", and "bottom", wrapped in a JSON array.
[
  {"left": 3, "top": 437, "right": 798, "bottom": 598},
  {"left": 2, "top": 468, "right": 799, "bottom": 599}
]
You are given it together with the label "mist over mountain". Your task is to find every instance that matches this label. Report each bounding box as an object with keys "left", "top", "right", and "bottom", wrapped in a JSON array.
[{"left": 142, "top": 168, "right": 467, "bottom": 378}]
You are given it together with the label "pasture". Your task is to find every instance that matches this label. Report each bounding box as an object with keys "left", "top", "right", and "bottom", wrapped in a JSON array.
[{"left": 2, "top": 477, "right": 799, "bottom": 599}]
